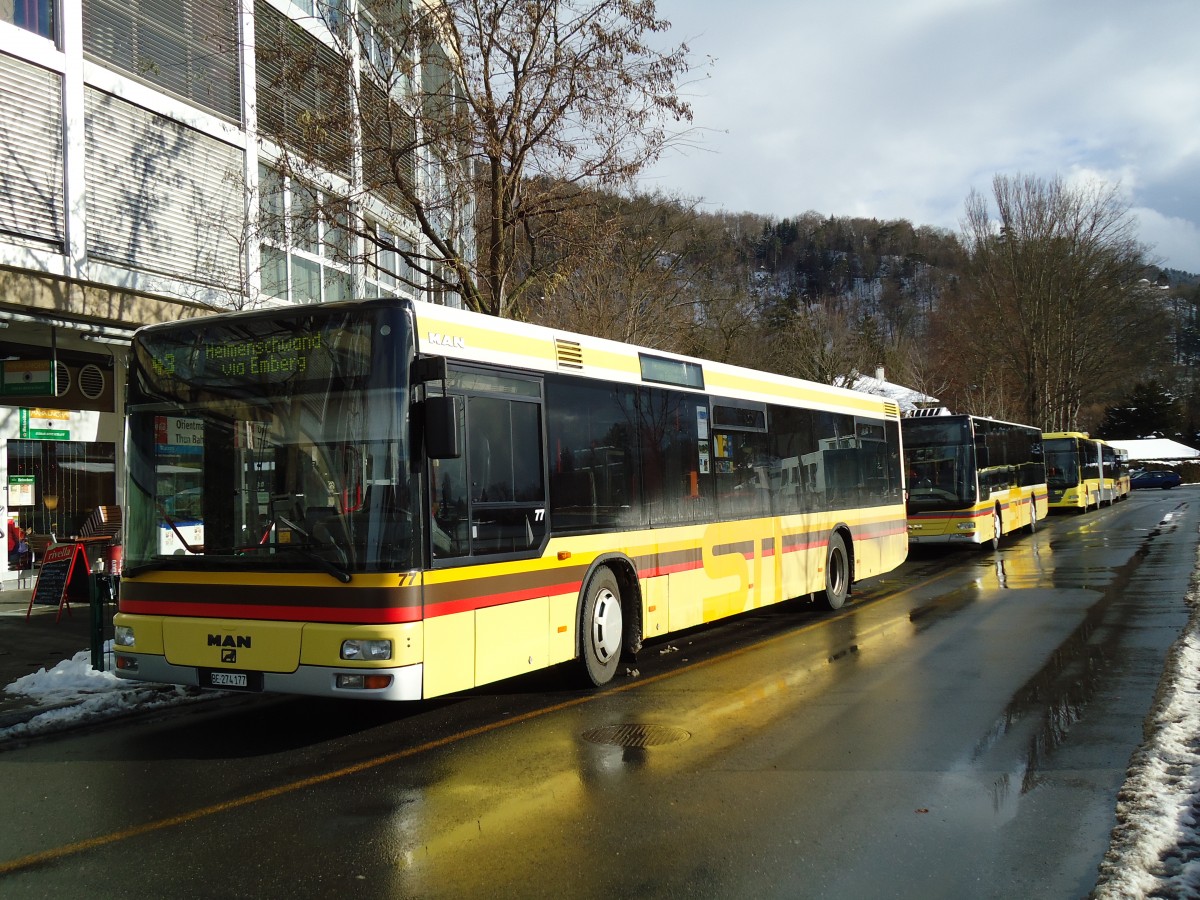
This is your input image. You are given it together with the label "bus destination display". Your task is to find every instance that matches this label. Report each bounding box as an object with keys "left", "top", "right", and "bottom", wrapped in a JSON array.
[{"left": 139, "top": 318, "right": 374, "bottom": 391}]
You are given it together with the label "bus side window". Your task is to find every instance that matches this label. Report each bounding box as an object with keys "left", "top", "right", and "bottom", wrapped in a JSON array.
[
  {"left": 431, "top": 456, "right": 469, "bottom": 558},
  {"left": 468, "top": 396, "right": 545, "bottom": 555},
  {"left": 545, "top": 377, "right": 642, "bottom": 531},
  {"left": 432, "top": 386, "right": 546, "bottom": 559}
]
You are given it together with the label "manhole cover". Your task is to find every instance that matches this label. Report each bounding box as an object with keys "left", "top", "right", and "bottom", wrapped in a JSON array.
[{"left": 581, "top": 724, "right": 691, "bottom": 748}]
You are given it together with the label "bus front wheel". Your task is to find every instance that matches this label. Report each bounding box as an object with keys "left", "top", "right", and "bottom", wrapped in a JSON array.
[
  {"left": 579, "top": 567, "right": 623, "bottom": 687},
  {"left": 816, "top": 532, "right": 850, "bottom": 611},
  {"left": 985, "top": 507, "right": 1001, "bottom": 551}
]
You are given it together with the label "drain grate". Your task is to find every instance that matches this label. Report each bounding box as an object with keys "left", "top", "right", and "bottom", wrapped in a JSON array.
[{"left": 582, "top": 723, "right": 691, "bottom": 748}]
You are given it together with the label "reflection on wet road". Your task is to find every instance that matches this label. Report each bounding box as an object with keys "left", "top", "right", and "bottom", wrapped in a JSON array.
[{"left": 0, "top": 493, "right": 1195, "bottom": 900}]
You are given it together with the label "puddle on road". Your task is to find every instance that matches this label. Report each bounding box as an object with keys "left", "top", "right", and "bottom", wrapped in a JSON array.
[{"left": 968, "top": 513, "right": 1177, "bottom": 813}]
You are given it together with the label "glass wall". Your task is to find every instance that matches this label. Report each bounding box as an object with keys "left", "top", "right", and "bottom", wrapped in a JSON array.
[{"left": 7, "top": 439, "right": 117, "bottom": 543}]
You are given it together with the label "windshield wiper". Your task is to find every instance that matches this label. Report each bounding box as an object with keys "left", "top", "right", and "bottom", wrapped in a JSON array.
[
  {"left": 123, "top": 559, "right": 179, "bottom": 578},
  {"left": 156, "top": 502, "right": 204, "bottom": 554},
  {"left": 275, "top": 544, "right": 353, "bottom": 583}
]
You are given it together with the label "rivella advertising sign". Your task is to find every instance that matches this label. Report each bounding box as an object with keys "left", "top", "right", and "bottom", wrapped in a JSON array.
[{"left": 1, "top": 359, "right": 53, "bottom": 396}]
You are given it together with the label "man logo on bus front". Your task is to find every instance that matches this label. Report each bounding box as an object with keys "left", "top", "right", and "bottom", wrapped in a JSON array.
[{"left": 222, "top": 649, "right": 236, "bottom": 664}]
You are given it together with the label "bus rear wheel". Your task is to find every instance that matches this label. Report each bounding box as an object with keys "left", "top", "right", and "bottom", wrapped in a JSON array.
[
  {"left": 816, "top": 532, "right": 850, "bottom": 611},
  {"left": 579, "top": 567, "right": 623, "bottom": 686}
]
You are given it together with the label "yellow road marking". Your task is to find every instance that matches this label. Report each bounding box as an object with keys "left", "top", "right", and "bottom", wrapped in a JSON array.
[{"left": 0, "top": 562, "right": 961, "bottom": 874}]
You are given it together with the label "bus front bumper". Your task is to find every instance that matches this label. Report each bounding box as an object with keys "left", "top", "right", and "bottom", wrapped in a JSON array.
[
  {"left": 114, "top": 654, "right": 425, "bottom": 701},
  {"left": 907, "top": 520, "right": 982, "bottom": 544},
  {"left": 907, "top": 533, "right": 982, "bottom": 545}
]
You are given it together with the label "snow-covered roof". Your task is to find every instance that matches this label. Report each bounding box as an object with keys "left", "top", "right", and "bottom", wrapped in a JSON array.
[
  {"left": 1107, "top": 438, "right": 1200, "bottom": 460},
  {"left": 839, "top": 371, "right": 938, "bottom": 414}
]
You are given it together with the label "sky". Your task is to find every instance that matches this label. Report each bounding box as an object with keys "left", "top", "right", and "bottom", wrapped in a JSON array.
[{"left": 640, "top": 0, "right": 1200, "bottom": 274}]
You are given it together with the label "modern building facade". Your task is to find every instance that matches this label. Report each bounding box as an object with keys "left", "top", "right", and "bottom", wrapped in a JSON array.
[{"left": 0, "top": 0, "right": 452, "bottom": 585}]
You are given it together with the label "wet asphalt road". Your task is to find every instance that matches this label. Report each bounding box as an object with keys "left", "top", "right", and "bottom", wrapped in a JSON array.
[{"left": 0, "top": 489, "right": 1195, "bottom": 898}]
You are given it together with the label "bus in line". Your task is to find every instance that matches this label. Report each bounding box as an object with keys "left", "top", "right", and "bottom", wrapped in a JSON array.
[
  {"left": 901, "top": 410, "right": 1048, "bottom": 549},
  {"left": 1108, "top": 444, "right": 1132, "bottom": 502},
  {"left": 1043, "top": 432, "right": 1127, "bottom": 510},
  {"left": 113, "top": 298, "right": 909, "bottom": 700}
]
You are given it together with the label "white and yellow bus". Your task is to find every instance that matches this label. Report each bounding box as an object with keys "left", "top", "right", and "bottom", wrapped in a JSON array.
[
  {"left": 1044, "top": 432, "right": 1124, "bottom": 510},
  {"left": 1106, "top": 443, "right": 1131, "bottom": 502},
  {"left": 113, "top": 298, "right": 909, "bottom": 700},
  {"left": 902, "top": 410, "right": 1048, "bottom": 549}
]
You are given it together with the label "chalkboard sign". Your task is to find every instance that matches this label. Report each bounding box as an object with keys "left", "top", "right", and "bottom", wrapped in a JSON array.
[{"left": 27, "top": 542, "right": 88, "bottom": 622}]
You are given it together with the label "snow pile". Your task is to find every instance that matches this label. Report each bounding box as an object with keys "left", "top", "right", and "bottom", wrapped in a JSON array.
[
  {"left": 6, "top": 647, "right": 125, "bottom": 701},
  {"left": 1, "top": 643, "right": 218, "bottom": 741},
  {"left": 1093, "top": 556, "right": 1200, "bottom": 898}
]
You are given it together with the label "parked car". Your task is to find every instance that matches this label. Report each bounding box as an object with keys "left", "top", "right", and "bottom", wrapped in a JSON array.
[{"left": 1131, "top": 469, "right": 1183, "bottom": 490}]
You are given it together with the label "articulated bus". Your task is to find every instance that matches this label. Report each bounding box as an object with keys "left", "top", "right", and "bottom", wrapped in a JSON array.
[
  {"left": 1043, "top": 432, "right": 1126, "bottom": 510},
  {"left": 901, "top": 410, "right": 1048, "bottom": 549},
  {"left": 113, "top": 298, "right": 908, "bottom": 700}
]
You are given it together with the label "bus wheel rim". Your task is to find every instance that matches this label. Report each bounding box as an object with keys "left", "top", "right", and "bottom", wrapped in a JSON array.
[
  {"left": 590, "top": 588, "right": 623, "bottom": 662},
  {"left": 830, "top": 545, "right": 847, "bottom": 595}
]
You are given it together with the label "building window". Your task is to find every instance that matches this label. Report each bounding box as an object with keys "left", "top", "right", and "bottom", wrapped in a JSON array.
[
  {"left": 2, "top": 0, "right": 55, "bottom": 40},
  {"left": 8, "top": 440, "right": 117, "bottom": 545},
  {"left": 358, "top": 2, "right": 412, "bottom": 101},
  {"left": 363, "top": 223, "right": 416, "bottom": 299},
  {"left": 256, "top": 0, "right": 353, "bottom": 175},
  {"left": 258, "top": 164, "right": 353, "bottom": 305},
  {"left": 291, "top": 0, "right": 345, "bottom": 30},
  {"left": 82, "top": 0, "right": 241, "bottom": 121}
]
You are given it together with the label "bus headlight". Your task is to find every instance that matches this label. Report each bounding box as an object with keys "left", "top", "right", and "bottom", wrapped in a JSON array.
[
  {"left": 115, "top": 625, "right": 136, "bottom": 647},
  {"left": 341, "top": 639, "right": 393, "bottom": 661}
]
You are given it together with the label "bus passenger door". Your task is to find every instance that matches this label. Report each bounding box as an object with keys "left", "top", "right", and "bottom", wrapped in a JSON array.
[{"left": 428, "top": 383, "right": 547, "bottom": 560}]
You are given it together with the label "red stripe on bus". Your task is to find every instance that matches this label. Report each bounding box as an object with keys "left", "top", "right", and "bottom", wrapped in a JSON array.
[
  {"left": 423, "top": 579, "right": 585, "bottom": 618},
  {"left": 118, "top": 600, "right": 422, "bottom": 623},
  {"left": 124, "top": 519, "right": 909, "bottom": 622}
]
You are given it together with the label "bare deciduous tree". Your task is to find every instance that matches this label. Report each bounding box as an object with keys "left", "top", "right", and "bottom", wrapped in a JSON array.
[
  {"left": 525, "top": 191, "right": 705, "bottom": 350},
  {"left": 958, "top": 173, "right": 1166, "bottom": 430},
  {"left": 255, "top": 0, "right": 697, "bottom": 317}
]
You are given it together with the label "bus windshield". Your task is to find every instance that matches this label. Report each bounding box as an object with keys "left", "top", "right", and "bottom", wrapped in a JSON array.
[
  {"left": 123, "top": 303, "right": 417, "bottom": 579},
  {"left": 903, "top": 418, "right": 978, "bottom": 511},
  {"left": 1044, "top": 438, "right": 1081, "bottom": 487}
]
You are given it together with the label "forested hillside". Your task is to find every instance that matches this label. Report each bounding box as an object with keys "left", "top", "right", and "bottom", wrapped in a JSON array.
[{"left": 526, "top": 179, "right": 1200, "bottom": 442}]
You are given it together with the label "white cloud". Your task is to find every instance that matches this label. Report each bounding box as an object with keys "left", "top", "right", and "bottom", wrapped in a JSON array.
[
  {"left": 642, "top": 0, "right": 1200, "bottom": 272},
  {"left": 1134, "top": 207, "right": 1200, "bottom": 273}
]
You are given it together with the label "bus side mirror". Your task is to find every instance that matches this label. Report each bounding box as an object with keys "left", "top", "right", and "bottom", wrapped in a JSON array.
[{"left": 425, "top": 395, "right": 461, "bottom": 459}]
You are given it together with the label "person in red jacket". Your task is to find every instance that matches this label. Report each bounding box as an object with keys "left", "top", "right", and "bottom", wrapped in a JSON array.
[{"left": 7, "top": 517, "right": 26, "bottom": 565}]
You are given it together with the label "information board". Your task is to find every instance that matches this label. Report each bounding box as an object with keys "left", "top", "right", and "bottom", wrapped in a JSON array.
[{"left": 27, "top": 542, "right": 88, "bottom": 622}]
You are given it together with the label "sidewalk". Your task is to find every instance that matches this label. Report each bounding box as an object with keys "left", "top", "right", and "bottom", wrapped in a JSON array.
[{"left": 0, "top": 585, "right": 106, "bottom": 728}]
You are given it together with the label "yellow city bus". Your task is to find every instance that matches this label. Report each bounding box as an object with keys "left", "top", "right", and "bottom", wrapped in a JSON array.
[
  {"left": 902, "top": 410, "right": 1048, "bottom": 549},
  {"left": 1107, "top": 443, "right": 1131, "bottom": 501},
  {"left": 113, "top": 298, "right": 909, "bottom": 700},
  {"left": 1044, "top": 432, "right": 1122, "bottom": 510}
]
